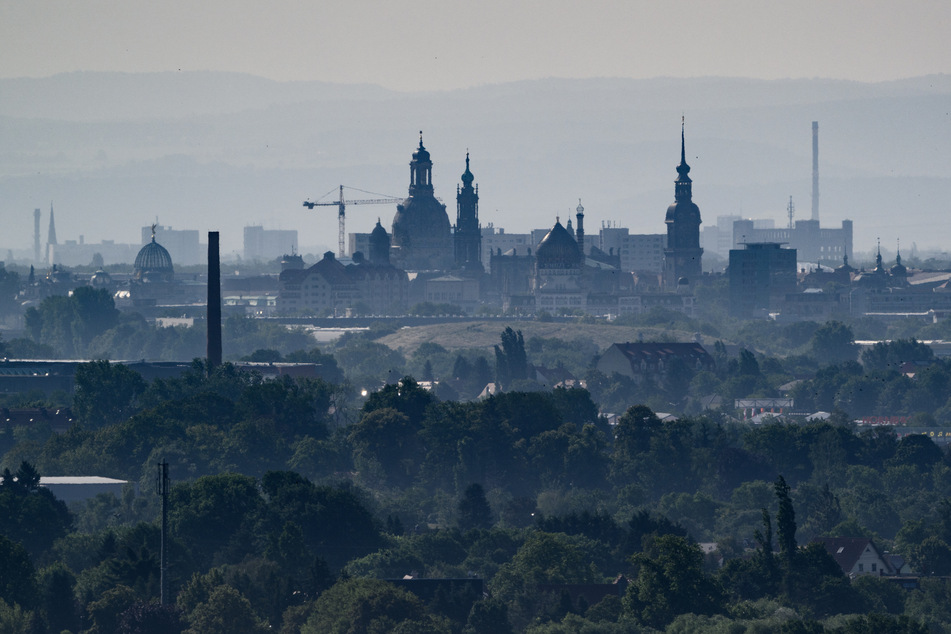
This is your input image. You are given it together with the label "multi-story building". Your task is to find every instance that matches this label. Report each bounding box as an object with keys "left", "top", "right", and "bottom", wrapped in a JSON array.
[
  {"left": 598, "top": 227, "right": 665, "bottom": 275},
  {"left": 243, "top": 226, "right": 298, "bottom": 262},
  {"left": 278, "top": 222, "right": 407, "bottom": 315},
  {"left": 729, "top": 242, "right": 798, "bottom": 318},
  {"left": 732, "top": 218, "right": 852, "bottom": 268},
  {"left": 141, "top": 225, "right": 202, "bottom": 266},
  {"left": 481, "top": 226, "right": 534, "bottom": 266},
  {"left": 701, "top": 215, "right": 742, "bottom": 261}
]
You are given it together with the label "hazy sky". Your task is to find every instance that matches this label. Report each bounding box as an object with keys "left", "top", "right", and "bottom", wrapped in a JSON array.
[{"left": 3, "top": 0, "right": 950, "bottom": 89}]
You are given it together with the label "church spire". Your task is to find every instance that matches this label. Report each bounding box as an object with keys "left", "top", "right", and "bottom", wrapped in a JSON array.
[
  {"left": 675, "top": 118, "right": 692, "bottom": 202},
  {"left": 47, "top": 201, "right": 58, "bottom": 246}
]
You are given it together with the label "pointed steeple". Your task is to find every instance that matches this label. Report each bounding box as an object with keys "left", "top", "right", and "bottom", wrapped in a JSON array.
[
  {"left": 47, "top": 202, "right": 58, "bottom": 246},
  {"left": 454, "top": 150, "right": 482, "bottom": 271},
  {"left": 675, "top": 118, "right": 692, "bottom": 202},
  {"left": 461, "top": 151, "right": 474, "bottom": 187}
]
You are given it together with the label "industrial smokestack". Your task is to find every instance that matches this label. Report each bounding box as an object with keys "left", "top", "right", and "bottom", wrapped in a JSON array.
[
  {"left": 33, "top": 209, "right": 41, "bottom": 264},
  {"left": 207, "top": 231, "right": 222, "bottom": 370},
  {"left": 812, "top": 121, "right": 819, "bottom": 222}
]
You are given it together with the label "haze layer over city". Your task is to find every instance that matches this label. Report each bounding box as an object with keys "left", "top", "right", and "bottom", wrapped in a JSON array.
[{"left": 1, "top": 1, "right": 950, "bottom": 258}]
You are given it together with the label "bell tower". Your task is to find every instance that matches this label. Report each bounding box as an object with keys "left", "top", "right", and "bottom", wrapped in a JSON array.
[
  {"left": 454, "top": 152, "right": 482, "bottom": 271},
  {"left": 663, "top": 121, "right": 703, "bottom": 287}
]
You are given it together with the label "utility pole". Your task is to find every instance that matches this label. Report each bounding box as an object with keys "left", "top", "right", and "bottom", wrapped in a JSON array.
[{"left": 157, "top": 461, "right": 169, "bottom": 605}]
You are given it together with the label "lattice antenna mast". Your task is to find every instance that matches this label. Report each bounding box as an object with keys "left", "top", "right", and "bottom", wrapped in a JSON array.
[
  {"left": 787, "top": 196, "right": 795, "bottom": 230},
  {"left": 156, "top": 461, "right": 170, "bottom": 605}
]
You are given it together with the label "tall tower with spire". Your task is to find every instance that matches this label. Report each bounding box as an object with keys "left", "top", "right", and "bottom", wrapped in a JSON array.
[
  {"left": 454, "top": 152, "right": 483, "bottom": 272},
  {"left": 575, "top": 199, "right": 585, "bottom": 257},
  {"left": 391, "top": 132, "right": 453, "bottom": 270},
  {"left": 663, "top": 122, "right": 703, "bottom": 288},
  {"left": 46, "top": 202, "right": 58, "bottom": 265}
]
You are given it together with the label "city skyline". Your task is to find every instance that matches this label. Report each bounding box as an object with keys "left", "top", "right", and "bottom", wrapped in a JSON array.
[{"left": 1, "top": 3, "right": 949, "bottom": 257}]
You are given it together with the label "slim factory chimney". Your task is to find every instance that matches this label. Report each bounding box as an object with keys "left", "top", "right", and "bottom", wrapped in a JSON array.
[
  {"left": 207, "top": 231, "right": 222, "bottom": 370},
  {"left": 811, "top": 121, "right": 819, "bottom": 222}
]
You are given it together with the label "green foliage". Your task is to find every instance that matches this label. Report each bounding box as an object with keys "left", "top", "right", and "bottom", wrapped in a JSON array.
[
  {"left": 491, "top": 531, "right": 600, "bottom": 602},
  {"left": 810, "top": 321, "right": 857, "bottom": 365},
  {"left": 0, "top": 534, "right": 37, "bottom": 610},
  {"left": 0, "top": 599, "right": 36, "bottom": 634},
  {"left": 862, "top": 338, "right": 934, "bottom": 372},
  {"left": 26, "top": 286, "right": 119, "bottom": 357},
  {"left": 185, "top": 584, "right": 268, "bottom": 634},
  {"left": 495, "top": 327, "right": 529, "bottom": 388},
  {"left": 116, "top": 600, "right": 186, "bottom": 634},
  {"left": 458, "top": 483, "right": 493, "bottom": 531},
  {"left": 301, "top": 577, "right": 450, "bottom": 634},
  {"left": 86, "top": 584, "right": 138, "bottom": 634},
  {"left": 37, "top": 562, "right": 79, "bottom": 632},
  {"left": 0, "top": 461, "right": 72, "bottom": 560},
  {"left": 0, "top": 265, "right": 20, "bottom": 318},
  {"left": 74, "top": 360, "right": 147, "bottom": 427},
  {"left": 169, "top": 474, "right": 265, "bottom": 571},
  {"left": 410, "top": 302, "right": 466, "bottom": 316},
  {"left": 624, "top": 534, "right": 725, "bottom": 629},
  {"left": 334, "top": 338, "right": 406, "bottom": 385}
]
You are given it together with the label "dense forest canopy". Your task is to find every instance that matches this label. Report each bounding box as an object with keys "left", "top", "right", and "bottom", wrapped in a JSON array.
[{"left": 5, "top": 305, "right": 951, "bottom": 630}]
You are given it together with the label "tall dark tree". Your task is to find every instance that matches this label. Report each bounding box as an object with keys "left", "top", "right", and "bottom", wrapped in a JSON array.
[
  {"left": 0, "top": 535, "right": 36, "bottom": 610},
  {"left": 775, "top": 475, "right": 797, "bottom": 562},
  {"left": 494, "top": 327, "right": 528, "bottom": 388},
  {"left": 457, "top": 483, "right": 493, "bottom": 531}
]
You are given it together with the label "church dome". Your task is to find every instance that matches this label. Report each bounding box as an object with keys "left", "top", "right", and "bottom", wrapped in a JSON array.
[
  {"left": 134, "top": 237, "right": 174, "bottom": 282},
  {"left": 535, "top": 220, "right": 581, "bottom": 269},
  {"left": 890, "top": 251, "right": 907, "bottom": 277},
  {"left": 413, "top": 141, "right": 431, "bottom": 163},
  {"left": 391, "top": 134, "right": 453, "bottom": 270},
  {"left": 369, "top": 219, "right": 391, "bottom": 265},
  {"left": 90, "top": 269, "right": 113, "bottom": 288}
]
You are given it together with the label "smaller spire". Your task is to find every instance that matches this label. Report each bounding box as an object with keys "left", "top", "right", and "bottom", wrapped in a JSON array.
[
  {"left": 676, "top": 118, "right": 691, "bottom": 183},
  {"left": 681, "top": 115, "right": 686, "bottom": 165},
  {"left": 461, "top": 151, "right": 474, "bottom": 186},
  {"left": 419, "top": 130, "right": 424, "bottom": 149}
]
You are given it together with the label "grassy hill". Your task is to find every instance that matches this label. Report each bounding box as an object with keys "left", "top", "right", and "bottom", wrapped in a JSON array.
[{"left": 374, "top": 319, "right": 712, "bottom": 356}]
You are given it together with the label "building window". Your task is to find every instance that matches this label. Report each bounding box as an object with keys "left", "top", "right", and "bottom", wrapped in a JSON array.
[{"left": 858, "top": 564, "right": 864, "bottom": 572}]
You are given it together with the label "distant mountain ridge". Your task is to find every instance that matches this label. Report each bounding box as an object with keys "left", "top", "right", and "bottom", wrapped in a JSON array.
[{"left": 0, "top": 72, "right": 949, "bottom": 255}]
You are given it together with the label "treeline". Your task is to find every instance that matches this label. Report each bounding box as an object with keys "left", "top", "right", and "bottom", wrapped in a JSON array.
[{"left": 2, "top": 360, "right": 951, "bottom": 631}]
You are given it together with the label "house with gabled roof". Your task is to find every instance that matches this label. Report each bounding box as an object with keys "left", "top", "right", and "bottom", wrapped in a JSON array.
[
  {"left": 815, "top": 537, "right": 896, "bottom": 577},
  {"left": 596, "top": 342, "right": 714, "bottom": 382}
]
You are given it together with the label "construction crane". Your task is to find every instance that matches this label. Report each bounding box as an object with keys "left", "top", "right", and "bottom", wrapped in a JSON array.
[{"left": 303, "top": 185, "right": 402, "bottom": 259}]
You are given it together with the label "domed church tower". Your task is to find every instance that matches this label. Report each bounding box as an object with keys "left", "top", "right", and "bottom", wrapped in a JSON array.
[
  {"left": 664, "top": 121, "right": 703, "bottom": 288},
  {"left": 454, "top": 152, "right": 483, "bottom": 272},
  {"left": 134, "top": 225, "right": 175, "bottom": 282},
  {"left": 369, "top": 219, "right": 391, "bottom": 265},
  {"left": 391, "top": 133, "right": 453, "bottom": 271}
]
